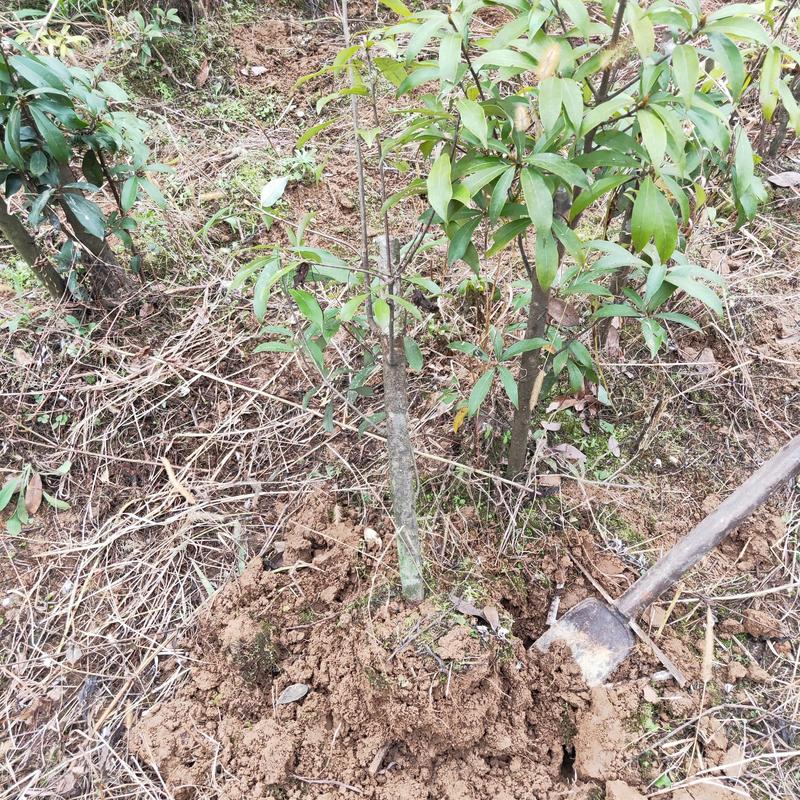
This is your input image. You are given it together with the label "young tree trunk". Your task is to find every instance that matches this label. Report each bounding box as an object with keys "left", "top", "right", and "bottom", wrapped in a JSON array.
[
  {"left": 506, "top": 275, "right": 550, "bottom": 478},
  {"left": 378, "top": 236, "right": 424, "bottom": 602},
  {"left": 382, "top": 346, "right": 425, "bottom": 602},
  {"left": 0, "top": 201, "right": 65, "bottom": 299}
]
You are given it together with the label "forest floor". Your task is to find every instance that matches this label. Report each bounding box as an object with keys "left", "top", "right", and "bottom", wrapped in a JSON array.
[{"left": 1, "top": 2, "right": 799, "bottom": 800}]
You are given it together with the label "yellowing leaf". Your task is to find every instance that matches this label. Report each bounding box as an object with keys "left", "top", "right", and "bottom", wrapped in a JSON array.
[{"left": 453, "top": 405, "right": 469, "bottom": 433}]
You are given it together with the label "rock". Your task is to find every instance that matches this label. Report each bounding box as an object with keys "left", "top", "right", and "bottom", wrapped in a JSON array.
[
  {"left": 743, "top": 609, "right": 786, "bottom": 639},
  {"left": 319, "top": 585, "right": 338, "bottom": 604},
  {"left": 574, "top": 687, "right": 629, "bottom": 780},
  {"left": 606, "top": 780, "right": 646, "bottom": 800},
  {"left": 671, "top": 782, "right": 749, "bottom": 800},
  {"left": 726, "top": 661, "right": 748, "bottom": 683}
]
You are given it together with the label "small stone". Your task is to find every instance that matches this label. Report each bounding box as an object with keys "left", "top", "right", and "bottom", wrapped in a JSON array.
[{"left": 605, "top": 780, "right": 646, "bottom": 800}]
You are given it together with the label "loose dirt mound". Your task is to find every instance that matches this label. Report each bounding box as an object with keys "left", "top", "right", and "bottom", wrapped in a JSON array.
[{"left": 129, "top": 499, "right": 645, "bottom": 799}]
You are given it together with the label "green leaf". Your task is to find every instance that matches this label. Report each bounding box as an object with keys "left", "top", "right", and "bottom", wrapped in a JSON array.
[
  {"left": 29, "top": 150, "right": 47, "bottom": 176},
  {"left": 733, "top": 127, "right": 755, "bottom": 198},
  {"left": 121, "top": 176, "right": 138, "bottom": 212},
  {"left": 0, "top": 478, "right": 18, "bottom": 511},
  {"left": 252, "top": 256, "right": 281, "bottom": 321},
  {"left": 704, "top": 16, "right": 769, "bottom": 45},
  {"left": 456, "top": 99, "right": 488, "bottom": 147},
  {"left": 672, "top": 44, "right": 700, "bottom": 107},
  {"left": 463, "top": 162, "right": 510, "bottom": 196},
  {"left": 759, "top": 47, "right": 781, "bottom": 122},
  {"left": 4, "top": 106, "right": 23, "bottom": 170},
  {"left": 581, "top": 93, "right": 633, "bottom": 136},
  {"left": 439, "top": 33, "right": 462, "bottom": 84},
  {"left": 569, "top": 175, "right": 629, "bottom": 221},
  {"left": 560, "top": 0, "right": 591, "bottom": 35},
  {"left": 656, "top": 311, "right": 702, "bottom": 331},
  {"left": 339, "top": 293, "right": 367, "bottom": 321},
  {"left": 665, "top": 273, "right": 723, "bottom": 315},
  {"left": 99, "top": 80, "right": 128, "bottom": 102},
  {"left": 497, "top": 365, "right": 518, "bottom": 408},
  {"left": 380, "top": 0, "right": 411, "bottom": 18},
  {"left": 373, "top": 298, "right": 390, "bottom": 332},
  {"left": 29, "top": 105, "right": 69, "bottom": 163},
  {"left": 403, "top": 336, "right": 423, "bottom": 371},
  {"left": 253, "top": 341, "right": 296, "bottom": 353},
  {"left": 487, "top": 219, "right": 529, "bottom": 257},
  {"left": 82, "top": 150, "right": 104, "bottom": 186},
  {"left": 521, "top": 168, "right": 553, "bottom": 232},
  {"left": 710, "top": 34, "right": 745, "bottom": 100},
  {"left": 593, "top": 303, "right": 642, "bottom": 319},
  {"left": 637, "top": 109, "right": 666, "bottom": 167},
  {"left": 296, "top": 117, "right": 339, "bottom": 149},
  {"left": 405, "top": 14, "right": 446, "bottom": 62},
  {"left": 139, "top": 177, "right": 167, "bottom": 209},
  {"left": 291, "top": 288, "right": 325, "bottom": 329},
  {"left": 536, "top": 231, "right": 558, "bottom": 291},
  {"left": 62, "top": 194, "right": 105, "bottom": 239},
  {"left": 489, "top": 166, "right": 516, "bottom": 222},
  {"left": 527, "top": 153, "right": 588, "bottom": 188},
  {"left": 468, "top": 368, "right": 495, "bottom": 416},
  {"left": 8, "top": 55, "right": 64, "bottom": 90},
  {"left": 628, "top": 3, "right": 655, "bottom": 57},
  {"left": 7, "top": 515, "right": 22, "bottom": 536},
  {"left": 539, "top": 77, "right": 562, "bottom": 132},
  {"left": 561, "top": 79, "right": 584, "bottom": 131},
  {"left": 631, "top": 178, "right": 678, "bottom": 262},
  {"left": 427, "top": 152, "right": 453, "bottom": 222}
]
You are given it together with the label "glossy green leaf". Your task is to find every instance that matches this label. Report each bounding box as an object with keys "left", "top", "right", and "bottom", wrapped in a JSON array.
[
  {"left": 468, "top": 368, "right": 495, "bottom": 416},
  {"left": 489, "top": 166, "right": 516, "bottom": 222},
  {"left": 427, "top": 152, "right": 452, "bottom": 222},
  {"left": 291, "top": 288, "right": 325, "bottom": 329},
  {"left": 439, "top": 33, "right": 461, "bottom": 84},
  {"left": 637, "top": 109, "right": 666, "bottom": 166},
  {"left": 139, "top": 177, "right": 167, "bottom": 209},
  {"left": 672, "top": 45, "right": 700, "bottom": 107},
  {"left": 373, "top": 298, "right": 390, "bottom": 332},
  {"left": 456, "top": 98, "right": 488, "bottom": 147},
  {"left": 535, "top": 230, "right": 558, "bottom": 291},
  {"left": 631, "top": 178, "right": 677, "bottom": 262},
  {"left": 62, "top": 193, "right": 105, "bottom": 239},
  {"left": 121, "top": 176, "right": 138, "bottom": 212},
  {"left": 538, "top": 77, "right": 562, "bottom": 132},
  {"left": 528, "top": 153, "right": 588, "bottom": 188},
  {"left": 710, "top": 34, "right": 745, "bottom": 99},
  {"left": 339, "top": 293, "right": 367, "bottom": 322},
  {"left": 29, "top": 150, "right": 47, "bottom": 176},
  {"left": 759, "top": 47, "right": 781, "bottom": 122},
  {"left": 29, "top": 105, "right": 69, "bottom": 163},
  {"left": 403, "top": 336, "right": 423, "bottom": 371},
  {"left": 521, "top": 168, "right": 552, "bottom": 232}
]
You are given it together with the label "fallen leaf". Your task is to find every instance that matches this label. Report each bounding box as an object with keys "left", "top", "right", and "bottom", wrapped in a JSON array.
[
  {"left": 450, "top": 595, "right": 484, "bottom": 619},
  {"left": 694, "top": 347, "right": 718, "bottom": 375},
  {"left": 65, "top": 643, "right": 82, "bottom": 665},
  {"left": 608, "top": 435, "right": 621, "bottom": 458},
  {"left": 24, "top": 472, "right": 43, "bottom": 515},
  {"left": 482, "top": 605, "right": 500, "bottom": 632},
  {"left": 195, "top": 58, "right": 210, "bottom": 88},
  {"left": 198, "top": 190, "right": 226, "bottom": 204},
  {"left": 540, "top": 421, "right": 561, "bottom": 431},
  {"left": 13, "top": 347, "right": 34, "bottom": 367},
  {"left": 547, "top": 297, "right": 580, "bottom": 327},
  {"left": 277, "top": 683, "right": 309, "bottom": 704},
  {"left": 550, "top": 443, "right": 586, "bottom": 462},
  {"left": 767, "top": 171, "right": 800, "bottom": 188},
  {"left": 363, "top": 527, "right": 382, "bottom": 550}
]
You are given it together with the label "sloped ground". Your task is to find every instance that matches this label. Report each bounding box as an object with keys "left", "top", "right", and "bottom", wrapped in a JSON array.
[{"left": 1, "top": 2, "right": 799, "bottom": 799}]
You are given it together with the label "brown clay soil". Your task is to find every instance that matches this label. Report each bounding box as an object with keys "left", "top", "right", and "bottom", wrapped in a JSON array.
[{"left": 129, "top": 494, "right": 653, "bottom": 800}]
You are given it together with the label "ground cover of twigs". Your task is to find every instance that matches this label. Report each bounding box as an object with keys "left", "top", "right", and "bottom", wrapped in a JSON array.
[{"left": 2, "top": 1, "right": 800, "bottom": 799}]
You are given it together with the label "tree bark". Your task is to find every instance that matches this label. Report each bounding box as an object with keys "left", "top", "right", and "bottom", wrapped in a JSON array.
[
  {"left": 506, "top": 273, "right": 550, "bottom": 478},
  {"left": 382, "top": 345, "right": 425, "bottom": 602},
  {"left": 0, "top": 200, "right": 65, "bottom": 299},
  {"left": 58, "top": 165, "right": 136, "bottom": 308}
]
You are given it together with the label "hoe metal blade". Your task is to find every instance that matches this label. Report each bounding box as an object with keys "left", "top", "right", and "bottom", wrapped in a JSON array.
[{"left": 533, "top": 598, "right": 635, "bottom": 687}]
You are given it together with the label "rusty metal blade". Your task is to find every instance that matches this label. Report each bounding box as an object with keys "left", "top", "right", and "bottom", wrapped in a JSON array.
[{"left": 532, "top": 598, "right": 635, "bottom": 687}]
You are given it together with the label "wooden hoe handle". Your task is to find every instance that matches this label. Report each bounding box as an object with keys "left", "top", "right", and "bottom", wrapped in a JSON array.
[{"left": 615, "top": 435, "right": 800, "bottom": 619}]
